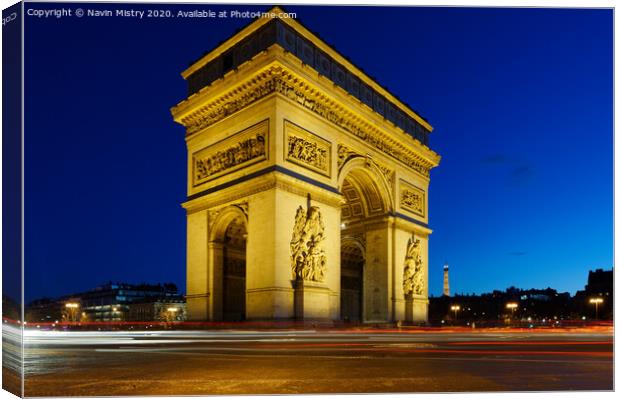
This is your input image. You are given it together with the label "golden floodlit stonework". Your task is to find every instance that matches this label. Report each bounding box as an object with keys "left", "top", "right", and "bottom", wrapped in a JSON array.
[
  {"left": 290, "top": 205, "right": 327, "bottom": 282},
  {"left": 172, "top": 7, "right": 440, "bottom": 323},
  {"left": 285, "top": 120, "right": 331, "bottom": 177},
  {"left": 193, "top": 120, "right": 268, "bottom": 186},
  {"left": 403, "top": 235, "right": 425, "bottom": 296},
  {"left": 400, "top": 180, "right": 426, "bottom": 218}
]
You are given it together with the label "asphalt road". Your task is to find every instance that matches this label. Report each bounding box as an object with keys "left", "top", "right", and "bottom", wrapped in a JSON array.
[{"left": 3, "top": 326, "right": 614, "bottom": 396}]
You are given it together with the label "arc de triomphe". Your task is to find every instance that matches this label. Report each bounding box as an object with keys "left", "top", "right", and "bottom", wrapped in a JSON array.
[{"left": 171, "top": 8, "right": 441, "bottom": 323}]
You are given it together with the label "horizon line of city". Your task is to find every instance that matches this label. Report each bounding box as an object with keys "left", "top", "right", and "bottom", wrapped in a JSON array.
[{"left": 9, "top": 265, "right": 613, "bottom": 305}]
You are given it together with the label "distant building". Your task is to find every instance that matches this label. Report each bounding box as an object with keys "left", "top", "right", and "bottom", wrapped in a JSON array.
[
  {"left": 429, "top": 286, "right": 573, "bottom": 325},
  {"left": 585, "top": 268, "right": 613, "bottom": 297},
  {"left": 62, "top": 282, "right": 183, "bottom": 321},
  {"left": 574, "top": 268, "right": 613, "bottom": 320},
  {"left": 128, "top": 298, "right": 187, "bottom": 322},
  {"left": 442, "top": 263, "right": 450, "bottom": 297},
  {"left": 26, "top": 282, "right": 185, "bottom": 322},
  {"left": 25, "top": 297, "right": 63, "bottom": 323}
]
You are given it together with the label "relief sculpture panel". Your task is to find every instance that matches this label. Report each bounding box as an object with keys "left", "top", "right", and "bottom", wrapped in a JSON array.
[
  {"left": 399, "top": 180, "right": 426, "bottom": 218},
  {"left": 290, "top": 205, "right": 327, "bottom": 282},
  {"left": 284, "top": 120, "right": 331, "bottom": 177},
  {"left": 179, "top": 70, "right": 436, "bottom": 179},
  {"left": 192, "top": 119, "right": 268, "bottom": 186},
  {"left": 403, "top": 235, "right": 424, "bottom": 296}
]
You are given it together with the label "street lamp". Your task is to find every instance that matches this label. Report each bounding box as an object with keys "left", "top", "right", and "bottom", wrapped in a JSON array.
[
  {"left": 506, "top": 302, "right": 518, "bottom": 324},
  {"left": 450, "top": 305, "right": 460, "bottom": 322},
  {"left": 589, "top": 298, "right": 603, "bottom": 320},
  {"left": 166, "top": 307, "right": 179, "bottom": 322},
  {"left": 65, "top": 302, "right": 79, "bottom": 322}
]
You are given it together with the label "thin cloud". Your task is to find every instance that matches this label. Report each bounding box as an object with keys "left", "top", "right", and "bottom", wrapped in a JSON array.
[
  {"left": 480, "top": 153, "right": 535, "bottom": 186},
  {"left": 481, "top": 154, "right": 510, "bottom": 164},
  {"left": 510, "top": 165, "right": 535, "bottom": 184}
]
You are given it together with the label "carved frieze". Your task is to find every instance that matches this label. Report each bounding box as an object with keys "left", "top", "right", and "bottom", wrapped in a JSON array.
[
  {"left": 274, "top": 73, "right": 433, "bottom": 178},
  {"left": 290, "top": 205, "right": 327, "bottom": 282},
  {"left": 399, "top": 180, "right": 426, "bottom": 218},
  {"left": 192, "top": 120, "right": 268, "bottom": 186},
  {"left": 183, "top": 73, "right": 278, "bottom": 135},
  {"left": 177, "top": 67, "right": 436, "bottom": 179},
  {"left": 284, "top": 120, "right": 331, "bottom": 177},
  {"left": 403, "top": 235, "right": 424, "bottom": 296}
]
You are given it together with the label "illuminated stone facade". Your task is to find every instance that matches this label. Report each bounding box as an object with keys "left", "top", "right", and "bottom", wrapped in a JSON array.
[{"left": 171, "top": 8, "right": 441, "bottom": 323}]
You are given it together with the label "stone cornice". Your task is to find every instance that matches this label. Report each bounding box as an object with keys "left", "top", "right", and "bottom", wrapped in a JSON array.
[
  {"left": 172, "top": 55, "right": 440, "bottom": 178},
  {"left": 172, "top": 55, "right": 281, "bottom": 131},
  {"left": 393, "top": 216, "right": 432, "bottom": 236},
  {"left": 278, "top": 14, "right": 433, "bottom": 132},
  {"left": 182, "top": 168, "right": 343, "bottom": 214},
  {"left": 274, "top": 55, "right": 440, "bottom": 173},
  {"left": 181, "top": 7, "right": 432, "bottom": 132},
  {"left": 277, "top": 48, "right": 439, "bottom": 163}
]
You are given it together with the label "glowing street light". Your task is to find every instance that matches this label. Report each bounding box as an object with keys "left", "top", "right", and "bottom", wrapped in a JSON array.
[
  {"left": 164, "top": 307, "right": 180, "bottom": 322},
  {"left": 505, "top": 302, "right": 518, "bottom": 324},
  {"left": 450, "top": 305, "right": 460, "bottom": 321},
  {"left": 65, "top": 302, "right": 80, "bottom": 322},
  {"left": 589, "top": 298, "right": 603, "bottom": 320},
  {"left": 506, "top": 302, "right": 518, "bottom": 314}
]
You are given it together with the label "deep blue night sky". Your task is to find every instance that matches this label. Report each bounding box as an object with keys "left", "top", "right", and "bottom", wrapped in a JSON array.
[{"left": 22, "top": 3, "right": 612, "bottom": 301}]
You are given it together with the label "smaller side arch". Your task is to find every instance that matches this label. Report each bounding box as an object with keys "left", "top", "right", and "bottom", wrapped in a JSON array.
[
  {"left": 340, "top": 235, "right": 366, "bottom": 322},
  {"left": 209, "top": 205, "right": 248, "bottom": 243},
  {"left": 208, "top": 204, "right": 248, "bottom": 321}
]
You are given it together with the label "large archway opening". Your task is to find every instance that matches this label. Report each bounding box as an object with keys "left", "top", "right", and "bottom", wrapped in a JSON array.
[
  {"left": 221, "top": 216, "right": 247, "bottom": 321},
  {"left": 339, "top": 163, "right": 391, "bottom": 322}
]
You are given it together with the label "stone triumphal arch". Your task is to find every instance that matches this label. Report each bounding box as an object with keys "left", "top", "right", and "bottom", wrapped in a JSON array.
[{"left": 171, "top": 8, "right": 441, "bottom": 323}]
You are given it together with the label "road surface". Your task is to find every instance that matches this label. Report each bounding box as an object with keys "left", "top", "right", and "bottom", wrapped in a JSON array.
[{"left": 2, "top": 325, "right": 614, "bottom": 396}]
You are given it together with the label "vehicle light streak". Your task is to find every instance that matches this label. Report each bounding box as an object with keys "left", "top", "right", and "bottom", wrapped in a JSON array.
[
  {"left": 248, "top": 344, "right": 612, "bottom": 357},
  {"left": 444, "top": 340, "right": 613, "bottom": 346}
]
